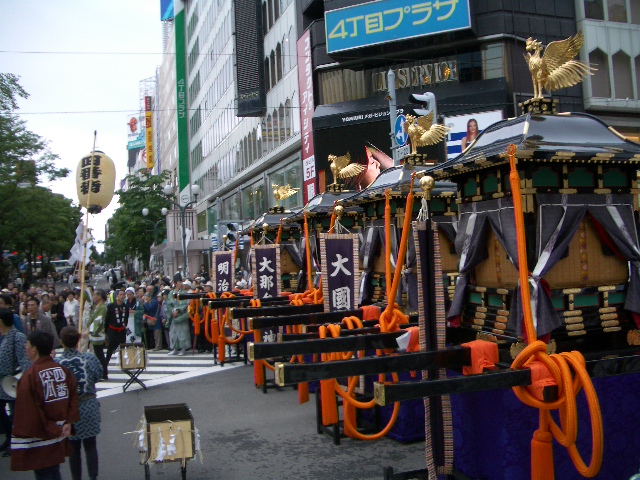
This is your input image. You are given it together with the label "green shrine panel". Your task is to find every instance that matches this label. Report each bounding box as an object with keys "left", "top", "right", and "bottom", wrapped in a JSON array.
[
  {"left": 463, "top": 177, "right": 477, "bottom": 197},
  {"left": 602, "top": 168, "right": 627, "bottom": 188},
  {"left": 468, "top": 292, "right": 483, "bottom": 305},
  {"left": 487, "top": 294, "right": 504, "bottom": 308},
  {"left": 573, "top": 293, "right": 600, "bottom": 308},
  {"left": 551, "top": 296, "right": 564, "bottom": 309},
  {"left": 567, "top": 167, "right": 595, "bottom": 188},
  {"left": 608, "top": 292, "right": 626, "bottom": 305},
  {"left": 482, "top": 173, "right": 499, "bottom": 194},
  {"left": 532, "top": 166, "right": 561, "bottom": 188}
]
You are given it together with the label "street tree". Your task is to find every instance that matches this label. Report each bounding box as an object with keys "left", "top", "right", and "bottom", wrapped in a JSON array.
[
  {"left": 105, "top": 169, "right": 171, "bottom": 271},
  {"left": 0, "top": 73, "right": 73, "bottom": 284}
]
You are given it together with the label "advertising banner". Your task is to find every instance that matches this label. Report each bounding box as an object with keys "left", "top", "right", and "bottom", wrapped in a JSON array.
[
  {"left": 320, "top": 234, "right": 360, "bottom": 312},
  {"left": 144, "top": 96, "right": 154, "bottom": 169},
  {"left": 325, "top": 0, "right": 471, "bottom": 54},
  {"left": 443, "top": 110, "right": 504, "bottom": 160},
  {"left": 252, "top": 245, "right": 281, "bottom": 299},
  {"left": 127, "top": 112, "right": 145, "bottom": 150},
  {"left": 297, "top": 29, "right": 317, "bottom": 203},
  {"left": 212, "top": 251, "right": 234, "bottom": 294}
]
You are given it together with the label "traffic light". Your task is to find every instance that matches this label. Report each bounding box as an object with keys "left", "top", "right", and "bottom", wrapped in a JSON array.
[
  {"left": 408, "top": 92, "right": 436, "bottom": 118},
  {"left": 226, "top": 223, "right": 238, "bottom": 243}
]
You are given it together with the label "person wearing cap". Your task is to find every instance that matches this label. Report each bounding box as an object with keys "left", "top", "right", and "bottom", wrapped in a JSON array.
[
  {"left": 173, "top": 266, "right": 183, "bottom": 283},
  {"left": 165, "top": 280, "right": 190, "bottom": 356},
  {"left": 124, "top": 287, "right": 144, "bottom": 344}
]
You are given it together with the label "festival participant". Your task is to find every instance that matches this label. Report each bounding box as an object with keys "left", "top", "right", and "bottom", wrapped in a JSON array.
[
  {"left": 142, "top": 292, "right": 161, "bottom": 350},
  {"left": 64, "top": 292, "right": 79, "bottom": 327},
  {"left": 166, "top": 280, "right": 190, "bottom": 356},
  {"left": 104, "top": 290, "right": 129, "bottom": 374},
  {"left": 0, "top": 308, "right": 31, "bottom": 456},
  {"left": 460, "top": 118, "right": 479, "bottom": 151},
  {"left": 24, "top": 297, "right": 60, "bottom": 349},
  {"left": 85, "top": 289, "right": 108, "bottom": 380},
  {"left": 56, "top": 326, "right": 103, "bottom": 480},
  {"left": 10, "top": 331, "right": 80, "bottom": 478}
]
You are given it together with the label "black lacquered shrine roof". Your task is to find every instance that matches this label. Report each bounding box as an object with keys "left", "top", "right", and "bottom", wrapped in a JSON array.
[
  {"left": 286, "top": 190, "right": 362, "bottom": 222},
  {"left": 432, "top": 112, "right": 640, "bottom": 180}
]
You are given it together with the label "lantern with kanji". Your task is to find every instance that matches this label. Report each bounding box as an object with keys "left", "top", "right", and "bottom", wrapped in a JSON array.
[{"left": 76, "top": 151, "right": 116, "bottom": 214}]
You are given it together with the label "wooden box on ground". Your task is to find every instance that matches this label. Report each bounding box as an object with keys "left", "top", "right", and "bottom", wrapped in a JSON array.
[
  {"left": 144, "top": 403, "right": 195, "bottom": 463},
  {"left": 119, "top": 343, "right": 146, "bottom": 370}
]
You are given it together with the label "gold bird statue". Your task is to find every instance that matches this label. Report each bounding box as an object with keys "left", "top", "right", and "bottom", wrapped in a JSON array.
[
  {"left": 328, "top": 152, "right": 365, "bottom": 185},
  {"left": 272, "top": 183, "right": 299, "bottom": 205},
  {"left": 525, "top": 31, "right": 595, "bottom": 100},
  {"left": 402, "top": 113, "right": 449, "bottom": 155}
]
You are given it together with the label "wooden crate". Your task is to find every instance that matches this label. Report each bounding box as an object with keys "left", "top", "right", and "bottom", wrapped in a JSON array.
[{"left": 145, "top": 404, "right": 195, "bottom": 463}]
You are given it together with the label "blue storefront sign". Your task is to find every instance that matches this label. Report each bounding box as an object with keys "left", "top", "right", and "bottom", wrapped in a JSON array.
[{"left": 325, "top": 0, "right": 471, "bottom": 54}]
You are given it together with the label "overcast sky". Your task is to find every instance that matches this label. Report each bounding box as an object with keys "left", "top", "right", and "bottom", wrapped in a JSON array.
[{"left": 1, "top": 0, "right": 163, "bottom": 252}]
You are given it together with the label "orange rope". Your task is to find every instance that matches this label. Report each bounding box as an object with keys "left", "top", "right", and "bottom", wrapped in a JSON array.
[
  {"left": 318, "top": 317, "right": 401, "bottom": 439},
  {"left": 250, "top": 227, "right": 254, "bottom": 247},
  {"left": 380, "top": 180, "right": 415, "bottom": 333},
  {"left": 276, "top": 219, "right": 283, "bottom": 244},
  {"left": 506, "top": 144, "right": 603, "bottom": 479}
]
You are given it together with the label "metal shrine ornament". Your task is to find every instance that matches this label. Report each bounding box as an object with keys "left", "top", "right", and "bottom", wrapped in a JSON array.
[
  {"left": 525, "top": 31, "right": 594, "bottom": 100},
  {"left": 75, "top": 151, "right": 116, "bottom": 214},
  {"left": 327, "top": 152, "right": 365, "bottom": 190},
  {"left": 271, "top": 183, "right": 299, "bottom": 208},
  {"left": 212, "top": 251, "right": 234, "bottom": 294},
  {"left": 403, "top": 112, "right": 449, "bottom": 155},
  {"left": 320, "top": 233, "right": 360, "bottom": 313}
]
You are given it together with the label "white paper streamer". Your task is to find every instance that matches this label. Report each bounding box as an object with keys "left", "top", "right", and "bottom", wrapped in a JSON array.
[
  {"left": 167, "top": 429, "right": 178, "bottom": 456},
  {"left": 155, "top": 427, "right": 166, "bottom": 462}
]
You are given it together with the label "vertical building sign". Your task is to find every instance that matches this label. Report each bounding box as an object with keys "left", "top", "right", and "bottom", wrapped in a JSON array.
[
  {"left": 297, "top": 29, "right": 316, "bottom": 204},
  {"left": 174, "top": 0, "right": 190, "bottom": 194},
  {"left": 144, "top": 96, "right": 154, "bottom": 169}
]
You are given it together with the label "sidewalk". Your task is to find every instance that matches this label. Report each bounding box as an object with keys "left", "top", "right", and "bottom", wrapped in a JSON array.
[{"left": 4, "top": 362, "right": 426, "bottom": 480}]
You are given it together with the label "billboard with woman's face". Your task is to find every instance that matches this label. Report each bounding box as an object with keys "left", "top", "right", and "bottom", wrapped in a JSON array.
[{"left": 444, "top": 110, "right": 504, "bottom": 160}]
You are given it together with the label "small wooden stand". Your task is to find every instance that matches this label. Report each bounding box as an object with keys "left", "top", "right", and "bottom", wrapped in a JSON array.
[{"left": 119, "top": 343, "right": 147, "bottom": 392}]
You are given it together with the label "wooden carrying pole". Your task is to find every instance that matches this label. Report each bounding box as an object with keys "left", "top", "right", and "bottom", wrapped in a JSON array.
[{"left": 77, "top": 131, "right": 97, "bottom": 326}]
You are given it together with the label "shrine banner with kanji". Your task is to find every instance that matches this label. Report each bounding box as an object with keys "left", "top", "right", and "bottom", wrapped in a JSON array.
[
  {"left": 320, "top": 233, "right": 360, "bottom": 312},
  {"left": 252, "top": 244, "right": 281, "bottom": 299},
  {"left": 212, "top": 251, "right": 234, "bottom": 294}
]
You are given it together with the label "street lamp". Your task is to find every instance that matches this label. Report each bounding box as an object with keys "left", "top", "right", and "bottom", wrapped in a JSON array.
[
  {"left": 163, "top": 183, "right": 200, "bottom": 276},
  {"left": 141, "top": 208, "right": 167, "bottom": 246}
]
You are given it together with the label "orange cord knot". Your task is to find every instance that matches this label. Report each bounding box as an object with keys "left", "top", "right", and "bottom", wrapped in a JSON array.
[{"left": 511, "top": 341, "right": 603, "bottom": 479}]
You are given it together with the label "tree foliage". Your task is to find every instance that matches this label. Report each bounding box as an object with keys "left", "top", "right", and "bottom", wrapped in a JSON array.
[
  {"left": 0, "top": 74, "right": 75, "bottom": 284},
  {"left": 104, "top": 169, "right": 172, "bottom": 269}
]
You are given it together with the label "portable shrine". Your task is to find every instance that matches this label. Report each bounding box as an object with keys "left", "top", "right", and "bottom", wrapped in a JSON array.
[
  {"left": 339, "top": 164, "right": 458, "bottom": 312},
  {"left": 243, "top": 209, "right": 303, "bottom": 292},
  {"left": 430, "top": 111, "right": 640, "bottom": 354}
]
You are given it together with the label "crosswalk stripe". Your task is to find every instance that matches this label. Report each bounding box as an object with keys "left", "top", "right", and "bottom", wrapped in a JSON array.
[{"left": 91, "top": 350, "right": 246, "bottom": 396}]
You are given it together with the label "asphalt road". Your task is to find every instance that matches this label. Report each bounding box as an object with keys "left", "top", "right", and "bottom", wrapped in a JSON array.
[{"left": 3, "top": 362, "right": 427, "bottom": 480}]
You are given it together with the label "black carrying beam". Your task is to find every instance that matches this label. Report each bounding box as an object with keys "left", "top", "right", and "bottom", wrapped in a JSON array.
[
  {"left": 249, "top": 308, "right": 364, "bottom": 329},
  {"left": 208, "top": 299, "right": 290, "bottom": 310},
  {"left": 231, "top": 303, "right": 324, "bottom": 319},
  {"left": 274, "top": 346, "right": 471, "bottom": 385},
  {"left": 249, "top": 332, "right": 404, "bottom": 360},
  {"left": 373, "top": 368, "right": 532, "bottom": 405},
  {"left": 278, "top": 323, "right": 420, "bottom": 341}
]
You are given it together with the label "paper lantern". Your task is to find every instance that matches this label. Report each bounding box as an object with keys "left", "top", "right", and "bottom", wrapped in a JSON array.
[{"left": 76, "top": 151, "right": 116, "bottom": 214}]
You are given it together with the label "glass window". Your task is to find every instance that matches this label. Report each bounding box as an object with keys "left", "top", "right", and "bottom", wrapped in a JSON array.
[
  {"left": 584, "top": 0, "right": 605, "bottom": 20},
  {"left": 631, "top": 0, "right": 640, "bottom": 23},
  {"left": 612, "top": 51, "right": 633, "bottom": 98},
  {"left": 222, "top": 193, "right": 240, "bottom": 221},
  {"left": 270, "top": 50, "right": 277, "bottom": 86},
  {"left": 242, "top": 182, "right": 265, "bottom": 220},
  {"left": 264, "top": 58, "right": 270, "bottom": 91},
  {"left": 482, "top": 43, "right": 504, "bottom": 80},
  {"left": 262, "top": 1, "right": 268, "bottom": 36},
  {"left": 636, "top": 55, "right": 640, "bottom": 98},
  {"left": 608, "top": 0, "right": 627, "bottom": 22},
  {"left": 589, "top": 49, "right": 611, "bottom": 97},
  {"left": 458, "top": 51, "right": 482, "bottom": 82},
  {"left": 276, "top": 43, "right": 283, "bottom": 81}
]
